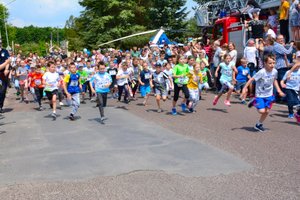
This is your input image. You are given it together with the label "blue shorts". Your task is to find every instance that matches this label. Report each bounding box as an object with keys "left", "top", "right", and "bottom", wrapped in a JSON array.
[
  {"left": 255, "top": 96, "right": 275, "bottom": 110},
  {"left": 140, "top": 85, "right": 151, "bottom": 97}
]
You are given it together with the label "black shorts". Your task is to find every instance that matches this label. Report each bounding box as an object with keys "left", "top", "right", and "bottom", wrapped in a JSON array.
[{"left": 45, "top": 89, "right": 58, "bottom": 100}]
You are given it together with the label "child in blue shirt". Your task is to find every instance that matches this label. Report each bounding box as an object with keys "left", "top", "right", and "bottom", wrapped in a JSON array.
[
  {"left": 235, "top": 58, "right": 251, "bottom": 104},
  {"left": 139, "top": 61, "right": 152, "bottom": 106}
]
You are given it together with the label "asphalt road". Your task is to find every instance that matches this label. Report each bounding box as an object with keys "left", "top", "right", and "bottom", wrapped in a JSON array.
[{"left": 0, "top": 90, "right": 299, "bottom": 200}]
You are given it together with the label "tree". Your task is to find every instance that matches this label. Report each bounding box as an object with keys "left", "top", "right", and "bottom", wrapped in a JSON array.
[{"left": 0, "top": 3, "right": 9, "bottom": 47}]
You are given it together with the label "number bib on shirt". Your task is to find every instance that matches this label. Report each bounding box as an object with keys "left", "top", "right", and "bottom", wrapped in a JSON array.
[
  {"left": 242, "top": 70, "right": 248, "bottom": 76},
  {"left": 109, "top": 70, "right": 116, "bottom": 76},
  {"left": 35, "top": 79, "right": 42, "bottom": 86},
  {"left": 69, "top": 80, "right": 78, "bottom": 87},
  {"left": 178, "top": 77, "right": 188, "bottom": 84},
  {"left": 144, "top": 73, "right": 151, "bottom": 79}
]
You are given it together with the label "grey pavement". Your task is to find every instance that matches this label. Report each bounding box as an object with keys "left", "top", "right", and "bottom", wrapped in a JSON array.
[{"left": 0, "top": 103, "right": 251, "bottom": 185}]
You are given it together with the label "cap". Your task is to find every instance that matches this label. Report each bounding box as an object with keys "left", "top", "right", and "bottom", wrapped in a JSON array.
[{"left": 155, "top": 63, "right": 162, "bottom": 67}]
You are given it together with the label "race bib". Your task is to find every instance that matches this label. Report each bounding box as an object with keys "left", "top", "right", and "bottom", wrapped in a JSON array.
[
  {"left": 35, "top": 79, "right": 42, "bottom": 85},
  {"left": 242, "top": 70, "right": 248, "bottom": 76},
  {"left": 144, "top": 73, "right": 151, "bottom": 79},
  {"left": 109, "top": 70, "right": 116, "bottom": 75},
  {"left": 223, "top": 70, "right": 232, "bottom": 76},
  {"left": 178, "top": 77, "right": 187, "bottom": 84},
  {"left": 70, "top": 80, "right": 78, "bottom": 87}
]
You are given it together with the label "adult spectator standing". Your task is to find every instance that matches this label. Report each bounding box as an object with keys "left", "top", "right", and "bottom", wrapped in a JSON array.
[
  {"left": 290, "top": 2, "right": 300, "bottom": 41},
  {"left": 279, "top": 0, "right": 290, "bottom": 42},
  {"left": 273, "top": 35, "right": 294, "bottom": 101},
  {"left": 0, "top": 40, "right": 11, "bottom": 113},
  {"left": 245, "top": 11, "right": 265, "bottom": 40}
]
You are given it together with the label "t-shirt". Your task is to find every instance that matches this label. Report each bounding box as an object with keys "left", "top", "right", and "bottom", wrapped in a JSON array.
[
  {"left": 219, "top": 62, "right": 235, "bottom": 83},
  {"left": 187, "top": 71, "right": 203, "bottom": 89},
  {"left": 249, "top": 20, "right": 264, "bottom": 39},
  {"left": 77, "top": 70, "right": 88, "bottom": 84},
  {"left": 173, "top": 63, "right": 189, "bottom": 85},
  {"left": 229, "top": 50, "right": 237, "bottom": 65},
  {"left": 64, "top": 73, "right": 81, "bottom": 94},
  {"left": 266, "top": 29, "right": 276, "bottom": 39},
  {"left": 279, "top": 1, "right": 290, "bottom": 20},
  {"left": 17, "top": 67, "right": 28, "bottom": 81},
  {"left": 253, "top": 68, "right": 278, "bottom": 98},
  {"left": 213, "top": 47, "right": 222, "bottom": 67},
  {"left": 28, "top": 72, "right": 44, "bottom": 88},
  {"left": 200, "top": 68, "right": 210, "bottom": 83},
  {"left": 43, "top": 71, "right": 60, "bottom": 92},
  {"left": 84, "top": 67, "right": 95, "bottom": 81},
  {"left": 116, "top": 69, "right": 130, "bottom": 86},
  {"left": 152, "top": 71, "right": 169, "bottom": 90},
  {"left": 139, "top": 69, "right": 151, "bottom": 86},
  {"left": 282, "top": 69, "right": 300, "bottom": 91},
  {"left": 107, "top": 68, "right": 118, "bottom": 81},
  {"left": 236, "top": 66, "right": 250, "bottom": 83},
  {"left": 244, "top": 46, "right": 257, "bottom": 66},
  {"left": 90, "top": 72, "right": 112, "bottom": 93}
]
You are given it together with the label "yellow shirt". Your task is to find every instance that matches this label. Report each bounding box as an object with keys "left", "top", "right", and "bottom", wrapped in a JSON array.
[
  {"left": 279, "top": 1, "right": 290, "bottom": 20},
  {"left": 187, "top": 71, "right": 203, "bottom": 89}
]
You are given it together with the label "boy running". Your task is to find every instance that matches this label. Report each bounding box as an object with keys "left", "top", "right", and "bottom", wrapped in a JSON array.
[
  {"left": 242, "top": 54, "right": 285, "bottom": 132},
  {"left": 63, "top": 62, "right": 82, "bottom": 121},
  {"left": 139, "top": 61, "right": 152, "bottom": 106},
  {"left": 187, "top": 62, "right": 203, "bottom": 113},
  {"left": 42, "top": 61, "right": 61, "bottom": 120},
  {"left": 90, "top": 61, "right": 112, "bottom": 124},
  {"left": 152, "top": 63, "right": 173, "bottom": 112},
  {"left": 28, "top": 65, "right": 44, "bottom": 110}
]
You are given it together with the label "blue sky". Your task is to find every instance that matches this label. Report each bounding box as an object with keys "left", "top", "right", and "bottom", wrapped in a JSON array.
[{"left": 1, "top": 0, "right": 198, "bottom": 27}]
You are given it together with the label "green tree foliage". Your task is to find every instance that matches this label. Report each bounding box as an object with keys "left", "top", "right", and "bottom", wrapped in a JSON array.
[
  {"left": 0, "top": 3, "right": 9, "bottom": 46},
  {"left": 65, "top": 0, "right": 189, "bottom": 50}
]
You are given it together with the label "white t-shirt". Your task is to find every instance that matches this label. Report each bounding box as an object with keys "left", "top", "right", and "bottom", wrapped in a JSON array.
[
  {"left": 244, "top": 46, "right": 257, "bottom": 66},
  {"left": 229, "top": 50, "right": 237, "bottom": 65},
  {"left": 43, "top": 71, "right": 60, "bottom": 92},
  {"left": 117, "top": 69, "right": 130, "bottom": 86},
  {"left": 267, "top": 29, "right": 276, "bottom": 39},
  {"left": 253, "top": 68, "right": 278, "bottom": 98}
]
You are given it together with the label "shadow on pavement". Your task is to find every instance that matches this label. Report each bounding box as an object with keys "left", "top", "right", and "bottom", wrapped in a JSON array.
[
  {"left": 231, "top": 127, "right": 258, "bottom": 133},
  {"left": 207, "top": 108, "right": 228, "bottom": 113},
  {"left": 114, "top": 106, "right": 129, "bottom": 110}
]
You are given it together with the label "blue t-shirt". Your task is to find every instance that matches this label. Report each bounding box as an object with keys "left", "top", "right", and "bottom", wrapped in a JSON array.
[
  {"left": 140, "top": 70, "right": 151, "bottom": 86},
  {"left": 90, "top": 72, "right": 112, "bottom": 93},
  {"left": 282, "top": 69, "right": 300, "bottom": 91},
  {"left": 67, "top": 73, "right": 81, "bottom": 94},
  {"left": 236, "top": 66, "right": 250, "bottom": 83},
  {"left": 220, "top": 62, "right": 234, "bottom": 83}
]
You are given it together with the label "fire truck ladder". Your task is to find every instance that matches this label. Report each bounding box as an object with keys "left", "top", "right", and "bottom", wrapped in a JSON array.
[{"left": 195, "top": 0, "right": 280, "bottom": 27}]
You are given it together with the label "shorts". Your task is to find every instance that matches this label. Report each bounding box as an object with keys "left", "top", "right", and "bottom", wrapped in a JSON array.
[
  {"left": 154, "top": 86, "right": 167, "bottom": 97},
  {"left": 254, "top": 96, "right": 275, "bottom": 110},
  {"left": 199, "top": 82, "right": 210, "bottom": 91},
  {"left": 45, "top": 89, "right": 58, "bottom": 101},
  {"left": 140, "top": 85, "right": 151, "bottom": 97},
  {"left": 219, "top": 80, "right": 234, "bottom": 93},
  {"left": 189, "top": 88, "right": 199, "bottom": 101},
  {"left": 235, "top": 81, "right": 246, "bottom": 91}
]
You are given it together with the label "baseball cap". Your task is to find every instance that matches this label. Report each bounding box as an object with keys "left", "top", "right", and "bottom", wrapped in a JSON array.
[{"left": 155, "top": 63, "right": 162, "bottom": 68}]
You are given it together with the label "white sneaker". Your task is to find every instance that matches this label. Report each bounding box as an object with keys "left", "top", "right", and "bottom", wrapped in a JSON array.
[{"left": 59, "top": 102, "right": 64, "bottom": 106}]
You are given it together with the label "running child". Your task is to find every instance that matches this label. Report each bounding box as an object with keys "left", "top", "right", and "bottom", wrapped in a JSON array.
[
  {"left": 281, "top": 51, "right": 300, "bottom": 123},
  {"left": 63, "top": 62, "right": 82, "bottom": 121},
  {"left": 107, "top": 61, "right": 118, "bottom": 99},
  {"left": 42, "top": 61, "right": 61, "bottom": 120},
  {"left": 163, "top": 62, "right": 173, "bottom": 99},
  {"left": 187, "top": 62, "right": 203, "bottom": 113},
  {"left": 235, "top": 58, "right": 251, "bottom": 104},
  {"left": 152, "top": 63, "right": 173, "bottom": 112},
  {"left": 116, "top": 62, "right": 131, "bottom": 103},
  {"left": 172, "top": 56, "right": 190, "bottom": 115},
  {"left": 77, "top": 65, "right": 88, "bottom": 104},
  {"left": 138, "top": 61, "right": 152, "bottom": 106},
  {"left": 213, "top": 54, "right": 238, "bottom": 106},
  {"left": 242, "top": 54, "right": 285, "bottom": 132},
  {"left": 199, "top": 60, "right": 211, "bottom": 100},
  {"left": 29, "top": 65, "right": 44, "bottom": 110},
  {"left": 90, "top": 61, "right": 112, "bottom": 124}
]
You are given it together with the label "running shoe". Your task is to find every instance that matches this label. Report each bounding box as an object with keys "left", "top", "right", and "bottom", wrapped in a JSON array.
[
  {"left": 99, "top": 117, "right": 105, "bottom": 124},
  {"left": 224, "top": 100, "right": 231, "bottom": 106},
  {"left": 288, "top": 114, "right": 294, "bottom": 119},
  {"left": 294, "top": 113, "right": 300, "bottom": 124},
  {"left": 212, "top": 96, "right": 219, "bottom": 106},
  {"left": 254, "top": 123, "right": 265, "bottom": 132},
  {"left": 157, "top": 109, "right": 162, "bottom": 113},
  {"left": 181, "top": 103, "right": 186, "bottom": 112},
  {"left": 188, "top": 108, "right": 195, "bottom": 113},
  {"left": 51, "top": 112, "right": 57, "bottom": 120},
  {"left": 69, "top": 113, "right": 75, "bottom": 121},
  {"left": 241, "top": 100, "right": 246, "bottom": 105},
  {"left": 38, "top": 106, "right": 43, "bottom": 111},
  {"left": 171, "top": 107, "right": 177, "bottom": 115},
  {"left": 248, "top": 98, "right": 255, "bottom": 108},
  {"left": 59, "top": 102, "right": 64, "bottom": 106}
]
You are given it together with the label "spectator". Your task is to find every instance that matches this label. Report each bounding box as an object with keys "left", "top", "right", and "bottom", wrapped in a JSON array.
[
  {"left": 290, "top": 2, "right": 300, "bottom": 41},
  {"left": 279, "top": 0, "right": 290, "bottom": 42}
]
